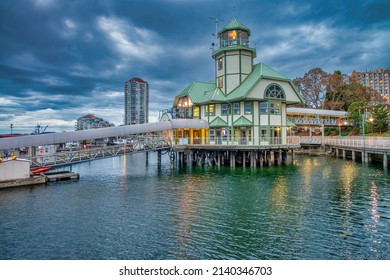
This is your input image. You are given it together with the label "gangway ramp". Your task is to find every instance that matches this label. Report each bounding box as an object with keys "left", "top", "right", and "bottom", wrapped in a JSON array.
[{"left": 0, "top": 119, "right": 209, "bottom": 149}]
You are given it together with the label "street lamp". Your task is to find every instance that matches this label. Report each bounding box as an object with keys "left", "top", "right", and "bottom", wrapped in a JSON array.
[
  {"left": 10, "top": 124, "right": 14, "bottom": 134},
  {"left": 338, "top": 119, "right": 343, "bottom": 139}
]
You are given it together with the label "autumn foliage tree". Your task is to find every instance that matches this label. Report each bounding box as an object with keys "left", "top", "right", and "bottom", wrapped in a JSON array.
[{"left": 293, "top": 68, "right": 329, "bottom": 109}]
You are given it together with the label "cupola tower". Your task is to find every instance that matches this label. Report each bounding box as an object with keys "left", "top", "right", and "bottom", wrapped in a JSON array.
[{"left": 212, "top": 18, "right": 257, "bottom": 95}]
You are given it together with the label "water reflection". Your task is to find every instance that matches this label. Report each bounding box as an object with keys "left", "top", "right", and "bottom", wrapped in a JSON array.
[{"left": 1, "top": 155, "right": 390, "bottom": 260}]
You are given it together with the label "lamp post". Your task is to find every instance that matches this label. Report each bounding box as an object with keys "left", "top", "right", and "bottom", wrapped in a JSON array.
[
  {"left": 338, "top": 119, "right": 343, "bottom": 139},
  {"left": 10, "top": 124, "right": 14, "bottom": 134}
]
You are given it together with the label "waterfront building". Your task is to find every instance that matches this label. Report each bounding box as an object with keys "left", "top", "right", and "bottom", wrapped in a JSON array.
[
  {"left": 124, "top": 78, "right": 149, "bottom": 125},
  {"left": 160, "top": 18, "right": 304, "bottom": 145},
  {"left": 76, "top": 114, "right": 114, "bottom": 130},
  {"left": 355, "top": 68, "right": 390, "bottom": 103}
]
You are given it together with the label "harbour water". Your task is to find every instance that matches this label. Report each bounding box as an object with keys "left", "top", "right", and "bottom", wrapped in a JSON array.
[{"left": 0, "top": 153, "right": 389, "bottom": 260}]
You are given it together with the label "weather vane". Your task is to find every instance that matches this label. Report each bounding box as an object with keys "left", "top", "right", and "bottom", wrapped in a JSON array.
[{"left": 209, "top": 17, "right": 223, "bottom": 50}]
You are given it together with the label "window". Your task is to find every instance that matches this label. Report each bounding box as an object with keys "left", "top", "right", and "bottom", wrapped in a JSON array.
[
  {"left": 260, "top": 101, "right": 280, "bottom": 115},
  {"left": 265, "top": 84, "right": 285, "bottom": 99},
  {"left": 221, "top": 103, "right": 231, "bottom": 116},
  {"left": 260, "top": 127, "right": 268, "bottom": 141},
  {"left": 218, "top": 58, "right": 223, "bottom": 70},
  {"left": 244, "top": 101, "right": 252, "bottom": 114},
  {"left": 209, "top": 129, "right": 215, "bottom": 141},
  {"left": 233, "top": 102, "right": 240, "bottom": 115},
  {"left": 205, "top": 104, "right": 215, "bottom": 116},
  {"left": 193, "top": 106, "right": 200, "bottom": 118},
  {"left": 260, "top": 102, "right": 268, "bottom": 114},
  {"left": 269, "top": 102, "right": 281, "bottom": 114},
  {"left": 218, "top": 77, "right": 223, "bottom": 88}
]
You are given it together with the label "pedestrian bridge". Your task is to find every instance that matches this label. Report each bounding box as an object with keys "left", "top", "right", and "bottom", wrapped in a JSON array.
[{"left": 0, "top": 119, "right": 209, "bottom": 150}]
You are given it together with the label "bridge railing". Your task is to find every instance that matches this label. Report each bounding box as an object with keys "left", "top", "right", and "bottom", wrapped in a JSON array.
[
  {"left": 324, "top": 136, "right": 390, "bottom": 150},
  {"left": 30, "top": 136, "right": 172, "bottom": 167}
]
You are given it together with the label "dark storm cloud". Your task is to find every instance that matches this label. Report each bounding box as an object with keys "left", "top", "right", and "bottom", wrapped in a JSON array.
[{"left": 0, "top": 0, "right": 389, "bottom": 133}]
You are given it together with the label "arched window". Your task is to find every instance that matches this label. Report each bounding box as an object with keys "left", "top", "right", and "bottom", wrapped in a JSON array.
[{"left": 265, "top": 84, "right": 285, "bottom": 99}]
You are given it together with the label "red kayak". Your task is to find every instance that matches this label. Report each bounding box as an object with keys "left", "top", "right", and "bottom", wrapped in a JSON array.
[{"left": 31, "top": 167, "right": 51, "bottom": 174}]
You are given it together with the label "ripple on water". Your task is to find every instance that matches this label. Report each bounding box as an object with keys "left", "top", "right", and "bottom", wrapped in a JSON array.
[{"left": 1, "top": 155, "right": 390, "bottom": 259}]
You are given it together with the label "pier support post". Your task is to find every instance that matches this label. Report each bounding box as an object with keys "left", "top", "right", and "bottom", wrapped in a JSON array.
[
  {"left": 336, "top": 148, "right": 339, "bottom": 158},
  {"left": 363, "top": 151, "right": 369, "bottom": 163},
  {"left": 342, "top": 149, "right": 346, "bottom": 160},
  {"left": 170, "top": 151, "right": 175, "bottom": 168},
  {"left": 282, "top": 150, "right": 287, "bottom": 164},
  {"left": 145, "top": 151, "right": 149, "bottom": 165},
  {"left": 157, "top": 150, "right": 161, "bottom": 165},
  {"left": 352, "top": 150, "right": 355, "bottom": 161},
  {"left": 384, "top": 153, "right": 388, "bottom": 168}
]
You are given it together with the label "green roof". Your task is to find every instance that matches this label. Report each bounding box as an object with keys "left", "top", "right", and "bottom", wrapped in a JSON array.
[
  {"left": 218, "top": 18, "right": 251, "bottom": 36},
  {"left": 233, "top": 116, "right": 252, "bottom": 127},
  {"left": 209, "top": 117, "right": 228, "bottom": 127},
  {"left": 174, "top": 62, "right": 304, "bottom": 105}
]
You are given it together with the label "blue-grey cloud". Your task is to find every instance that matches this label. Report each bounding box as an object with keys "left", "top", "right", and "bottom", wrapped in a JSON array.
[{"left": 0, "top": 0, "right": 389, "bottom": 133}]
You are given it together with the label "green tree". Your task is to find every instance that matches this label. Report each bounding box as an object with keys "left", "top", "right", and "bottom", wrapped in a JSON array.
[
  {"left": 347, "top": 102, "right": 366, "bottom": 134},
  {"left": 371, "top": 104, "right": 389, "bottom": 133}
]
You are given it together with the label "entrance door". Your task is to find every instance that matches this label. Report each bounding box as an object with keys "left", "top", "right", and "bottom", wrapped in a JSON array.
[
  {"left": 216, "top": 129, "right": 222, "bottom": 144},
  {"left": 240, "top": 130, "right": 246, "bottom": 144}
]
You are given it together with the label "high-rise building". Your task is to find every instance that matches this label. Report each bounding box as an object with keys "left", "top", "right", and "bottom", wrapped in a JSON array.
[
  {"left": 76, "top": 114, "right": 114, "bottom": 130},
  {"left": 124, "top": 78, "right": 149, "bottom": 125},
  {"left": 355, "top": 68, "right": 390, "bottom": 103}
]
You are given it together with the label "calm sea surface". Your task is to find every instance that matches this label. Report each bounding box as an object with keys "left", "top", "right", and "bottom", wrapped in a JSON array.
[{"left": 0, "top": 153, "right": 389, "bottom": 260}]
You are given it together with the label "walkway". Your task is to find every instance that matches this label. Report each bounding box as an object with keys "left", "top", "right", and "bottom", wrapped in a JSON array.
[{"left": 0, "top": 119, "right": 208, "bottom": 150}]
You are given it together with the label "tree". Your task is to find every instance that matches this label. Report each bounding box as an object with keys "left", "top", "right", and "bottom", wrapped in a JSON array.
[
  {"left": 293, "top": 68, "right": 329, "bottom": 109},
  {"left": 324, "top": 71, "right": 371, "bottom": 111},
  {"left": 347, "top": 102, "right": 366, "bottom": 134},
  {"left": 371, "top": 104, "right": 389, "bottom": 133},
  {"left": 323, "top": 70, "right": 348, "bottom": 110}
]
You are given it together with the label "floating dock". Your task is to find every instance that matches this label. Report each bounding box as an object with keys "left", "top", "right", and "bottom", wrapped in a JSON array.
[
  {"left": 0, "top": 175, "right": 46, "bottom": 189},
  {"left": 45, "top": 172, "right": 80, "bottom": 182},
  {"left": 0, "top": 171, "right": 80, "bottom": 189}
]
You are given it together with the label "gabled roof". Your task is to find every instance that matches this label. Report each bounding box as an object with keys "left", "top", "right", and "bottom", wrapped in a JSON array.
[
  {"left": 175, "top": 81, "right": 215, "bottom": 104},
  {"left": 209, "top": 117, "right": 228, "bottom": 127},
  {"left": 233, "top": 116, "right": 252, "bottom": 127},
  {"left": 218, "top": 18, "right": 251, "bottom": 35},
  {"left": 174, "top": 62, "right": 304, "bottom": 105}
]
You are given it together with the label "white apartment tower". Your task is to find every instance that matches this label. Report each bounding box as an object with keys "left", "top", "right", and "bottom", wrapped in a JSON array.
[
  {"left": 124, "top": 78, "right": 149, "bottom": 125},
  {"left": 356, "top": 68, "right": 390, "bottom": 103}
]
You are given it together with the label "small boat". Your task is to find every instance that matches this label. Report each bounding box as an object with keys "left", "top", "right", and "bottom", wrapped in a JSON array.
[{"left": 31, "top": 167, "right": 51, "bottom": 174}]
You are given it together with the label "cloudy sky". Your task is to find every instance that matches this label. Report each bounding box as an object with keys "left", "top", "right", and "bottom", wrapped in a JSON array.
[{"left": 1, "top": 0, "right": 389, "bottom": 133}]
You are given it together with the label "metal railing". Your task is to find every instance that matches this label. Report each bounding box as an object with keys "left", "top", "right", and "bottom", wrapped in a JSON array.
[
  {"left": 324, "top": 136, "right": 390, "bottom": 150},
  {"left": 30, "top": 137, "right": 172, "bottom": 167},
  {"left": 28, "top": 136, "right": 303, "bottom": 167},
  {"left": 173, "top": 136, "right": 300, "bottom": 146}
]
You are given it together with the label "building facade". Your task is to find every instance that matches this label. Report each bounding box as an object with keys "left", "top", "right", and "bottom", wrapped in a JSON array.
[
  {"left": 124, "top": 78, "right": 149, "bottom": 125},
  {"left": 356, "top": 68, "right": 390, "bottom": 103},
  {"left": 161, "top": 18, "right": 304, "bottom": 145},
  {"left": 76, "top": 114, "right": 114, "bottom": 130}
]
